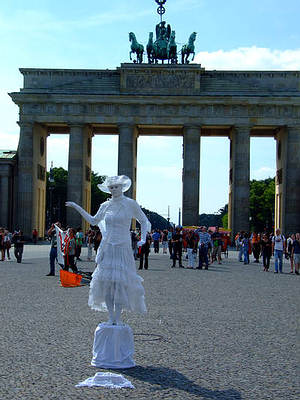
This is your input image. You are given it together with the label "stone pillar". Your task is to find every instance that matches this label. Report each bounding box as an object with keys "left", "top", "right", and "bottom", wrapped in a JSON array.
[
  {"left": 16, "top": 121, "right": 35, "bottom": 236},
  {"left": 228, "top": 126, "right": 250, "bottom": 235},
  {"left": 182, "top": 125, "right": 200, "bottom": 226},
  {"left": 118, "top": 124, "right": 137, "bottom": 199},
  {"left": 32, "top": 124, "right": 47, "bottom": 238},
  {"left": 0, "top": 166, "right": 12, "bottom": 229},
  {"left": 275, "top": 126, "right": 300, "bottom": 233},
  {"left": 67, "top": 124, "right": 91, "bottom": 229}
]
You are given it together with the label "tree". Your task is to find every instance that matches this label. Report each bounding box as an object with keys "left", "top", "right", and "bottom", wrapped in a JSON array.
[
  {"left": 249, "top": 178, "right": 275, "bottom": 232},
  {"left": 46, "top": 167, "right": 68, "bottom": 226},
  {"left": 91, "top": 172, "right": 110, "bottom": 215},
  {"left": 46, "top": 168, "right": 109, "bottom": 227}
]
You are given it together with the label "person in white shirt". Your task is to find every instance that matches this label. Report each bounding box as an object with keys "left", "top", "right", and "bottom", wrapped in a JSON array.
[{"left": 272, "top": 229, "right": 286, "bottom": 273}]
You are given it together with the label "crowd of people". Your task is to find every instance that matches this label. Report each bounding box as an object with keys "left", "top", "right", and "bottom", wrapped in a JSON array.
[
  {"left": 1, "top": 223, "right": 299, "bottom": 276},
  {"left": 0, "top": 227, "right": 25, "bottom": 263},
  {"left": 234, "top": 229, "right": 300, "bottom": 274}
]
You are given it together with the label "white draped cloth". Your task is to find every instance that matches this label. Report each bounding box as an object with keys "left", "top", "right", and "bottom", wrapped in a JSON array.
[
  {"left": 76, "top": 372, "right": 134, "bottom": 389},
  {"left": 72, "top": 195, "right": 151, "bottom": 313}
]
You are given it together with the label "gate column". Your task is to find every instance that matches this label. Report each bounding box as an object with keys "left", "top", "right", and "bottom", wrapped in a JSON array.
[
  {"left": 67, "top": 124, "right": 92, "bottom": 230},
  {"left": 228, "top": 126, "right": 250, "bottom": 235},
  {"left": 118, "top": 123, "right": 137, "bottom": 200},
  {"left": 16, "top": 121, "right": 35, "bottom": 236},
  {"left": 182, "top": 125, "right": 200, "bottom": 226},
  {"left": 275, "top": 126, "right": 300, "bottom": 233}
]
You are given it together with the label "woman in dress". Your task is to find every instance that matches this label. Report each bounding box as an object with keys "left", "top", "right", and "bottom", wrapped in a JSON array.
[{"left": 66, "top": 175, "right": 150, "bottom": 325}]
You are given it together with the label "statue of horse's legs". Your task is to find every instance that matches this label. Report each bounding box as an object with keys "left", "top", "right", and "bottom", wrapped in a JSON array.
[{"left": 129, "top": 51, "right": 132, "bottom": 61}]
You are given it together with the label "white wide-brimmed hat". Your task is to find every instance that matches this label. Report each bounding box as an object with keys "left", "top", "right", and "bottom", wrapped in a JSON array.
[{"left": 97, "top": 175, "right": 132, "bottom": 194}]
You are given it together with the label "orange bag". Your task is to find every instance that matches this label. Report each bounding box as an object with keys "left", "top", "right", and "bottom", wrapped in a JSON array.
[{"left": 60, "top": 269, "right": 82, "bottom": 287}]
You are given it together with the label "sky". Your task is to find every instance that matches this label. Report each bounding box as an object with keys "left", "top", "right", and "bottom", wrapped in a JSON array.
[{"left": 1, "top": 0, "right": 299, "bottom": 223}]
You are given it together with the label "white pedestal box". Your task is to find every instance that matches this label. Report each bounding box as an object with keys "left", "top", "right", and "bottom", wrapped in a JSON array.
[{"left": 91, "top": 323, "right": 135, "bottom": 369}]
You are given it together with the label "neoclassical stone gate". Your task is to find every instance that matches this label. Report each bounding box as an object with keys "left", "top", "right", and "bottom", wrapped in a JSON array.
[{"left": 9, "top": 63, "right": 300, "bottom": 236}]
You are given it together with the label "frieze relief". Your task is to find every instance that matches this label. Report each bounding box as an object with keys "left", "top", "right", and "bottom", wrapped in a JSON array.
[
  {"left": 20, "top": 101, "right": 300, "bottom": 119},
  {"left": 126, "top": 71, "right": 195, "bottom": 90}
]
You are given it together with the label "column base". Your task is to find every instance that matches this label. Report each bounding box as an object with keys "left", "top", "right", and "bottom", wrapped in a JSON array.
[{"left": 91, "top": 323, "right": 135, "bottom": 369}]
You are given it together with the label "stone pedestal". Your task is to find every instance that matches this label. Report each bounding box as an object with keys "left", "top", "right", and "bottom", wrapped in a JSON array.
[{"left": 91, "top": 323, "right": 135, "bottom": 369}]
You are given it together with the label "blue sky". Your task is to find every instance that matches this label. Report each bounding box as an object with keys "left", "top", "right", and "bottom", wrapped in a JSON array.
[{"left": 1, "top": 0, "right": 300, "bottom": 223}]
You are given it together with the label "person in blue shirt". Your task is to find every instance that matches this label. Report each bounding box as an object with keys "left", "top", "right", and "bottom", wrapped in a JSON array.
[{"left": 152, "top": 230, "right": 161, "bottom": 254}]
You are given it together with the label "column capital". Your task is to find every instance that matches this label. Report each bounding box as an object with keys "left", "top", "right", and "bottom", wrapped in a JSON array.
[
  {"left": 183, "top": 124, "right": 201, "bottom": 131},
  {"left": 17, "top": 120, "right": 34, "bottom": 129},
  {"left": 68, "top": 122, "right": 85, "bottom": 129},
  {"left": 118, "top": 122, "right": 135, "bottom": 130}
]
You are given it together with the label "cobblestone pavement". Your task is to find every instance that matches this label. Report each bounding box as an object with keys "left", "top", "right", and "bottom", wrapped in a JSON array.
[{"left": 1, "top": 245, "right": 299, "bottom": 400}]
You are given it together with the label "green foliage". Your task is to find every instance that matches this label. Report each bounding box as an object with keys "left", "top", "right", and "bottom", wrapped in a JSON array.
[
  {"left": 46, "top": 167, "right": 68, "bottom": 225},
  {"left": 91, "top": 172, "right": 109, "bottom": 215},
  {"left": 199, "top": 204, "right": 228, "bottom": 228},
  {"left": 139, "top": 208, "right": 169, "bottom": 230},
  {"left": 249, "top": 178, "right": 275, "bottom": 232},
  {"left": 222, "top": 213, "right": 228, "bottom": 229}
]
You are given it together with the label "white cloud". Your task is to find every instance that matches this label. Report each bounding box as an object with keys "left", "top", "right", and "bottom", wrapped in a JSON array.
[
  {"left": 194, "top": 47, "right": 300, "bottom": 70},
  {"left": 251, "top": 166, "right": 276, "bottom": 180}
]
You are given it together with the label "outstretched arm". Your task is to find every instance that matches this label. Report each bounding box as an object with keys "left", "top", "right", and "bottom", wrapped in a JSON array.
[
  {"left": 131, "top": 201, "right": 151, "bottom": 246},
  {"left": 65, "top": 201, "right": 105, "bottom": 226}
]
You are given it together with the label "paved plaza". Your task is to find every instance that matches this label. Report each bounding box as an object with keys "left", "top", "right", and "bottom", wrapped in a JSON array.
[{"left": 1, "top": 244, "right": 299, "bottom": 400}]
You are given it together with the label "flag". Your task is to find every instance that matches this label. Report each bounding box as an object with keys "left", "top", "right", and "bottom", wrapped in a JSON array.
[{"left": 55, "top": 224, "right": 70, "bottom": 266}]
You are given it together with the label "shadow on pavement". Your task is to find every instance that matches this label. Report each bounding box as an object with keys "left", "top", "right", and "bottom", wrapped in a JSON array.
[{"left": 119, "top": 365, "right": 242, "bottom": 399}]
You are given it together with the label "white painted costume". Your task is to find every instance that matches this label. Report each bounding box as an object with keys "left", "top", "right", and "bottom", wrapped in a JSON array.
[{"left": 66, "top": 176, "right": 150, "bottom": 317}]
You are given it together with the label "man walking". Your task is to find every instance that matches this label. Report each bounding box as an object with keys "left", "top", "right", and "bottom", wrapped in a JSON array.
[
  {"left": 272, "top": 229, "right": 286, "bottom": 273},
  {"left": 197, "top": 227, "right": 211, "bottom": 270},
  {"left": 292, "top": 233, "right": 300, "bottom": 275},
  {"left": 47, "top": 222, "right": 61, "bottom": 276}
]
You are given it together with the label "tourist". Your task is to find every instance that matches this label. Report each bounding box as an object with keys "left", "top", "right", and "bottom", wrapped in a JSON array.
[
  {"left": 93, "top": 229, "right": 102, "bottom": 254},
  {"left": 272, "top": 229, "right": 286, "bottom": 274},
  {"left": 4, "top": 230, "right": 11, "bottom": 260},
  {"left": 197, "top": 226, "right": 211, "bottom": 270},
  {"left": 75, "top": 227, "right": 84, "bottom": 261},
  {"left": 242, "top": 233, "right": 250, "bottom": 265},
  {"left": 47, "top": 222, "right": 61, "bottom": 276},
  {"left": 235, "top": 232, "right": 240, "bottom": 251},
  {"left": 291, "top": 233, "right": 300, "bottom": 275},
  {"left": 87, "top": 229, "right": 95, "bottom": 261},
  {"left": 0, "top": 228, "right": 5, "bottom": 261},
  {"left": 186, "top": 230, "right": 197, "bottom": 269},
  {"left": 171, "top": 226, "right": 183, "bottom": 268},
  {"left": 152, "top": 230, "right": 161, "bottom": 254},
  {"left": 238, "top": 231, "right": 244, "bottom": 262},
  {"left": 251, "top": 232, "right": 260, "bottom": 263},
  {"left": 138, "top": 232, "right": 152, "bottom": 270},
  {"left": 286, "top": 233, "right": 295, "bottom": 273},
  {"left": 12, "top": 230, "right": 25, "bottom": 263},
  {"left": 131, "top": 230, "right": 138, "bottom": 260},
  {"left": 260, "top": 233, "right": 272, "bottom": 271},
  {"left": 211, "top": 226, "right": 222, "bottom": 264},
  {"left": 63, "top": 228, "right": 78, "bottom": 272},
  {"left": 32, "top": 228, "right": 38, "bottom": 244},
  {"left": 161, "top": 229, "right": 168, "bottom": 254},
  {"left": 167, "top": 227, "right": 174, "bottom": 258}
]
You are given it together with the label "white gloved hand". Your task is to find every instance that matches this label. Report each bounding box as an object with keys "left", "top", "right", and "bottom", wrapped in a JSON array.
[{"left": 65, "top": 201, "right": 77, "bottom": 208}]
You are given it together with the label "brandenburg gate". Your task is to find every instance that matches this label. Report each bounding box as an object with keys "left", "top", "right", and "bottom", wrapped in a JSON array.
[{"left": 9, "top": 64, "right": 300, "bottom": 236}]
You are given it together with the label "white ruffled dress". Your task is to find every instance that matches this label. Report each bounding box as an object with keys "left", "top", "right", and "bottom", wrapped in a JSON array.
[{"left": 86, "top": 196, "right": 150, "bottom": 313}]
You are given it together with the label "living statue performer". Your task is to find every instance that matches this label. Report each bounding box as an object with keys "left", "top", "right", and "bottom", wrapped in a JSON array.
[{"left": 66, "top": 175, "right": 151, "bottom": 326}]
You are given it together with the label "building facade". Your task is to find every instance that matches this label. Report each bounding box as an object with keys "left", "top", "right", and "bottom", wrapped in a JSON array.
[{"left": 7, "top": 63, "right": 300, "bottom": 237}]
